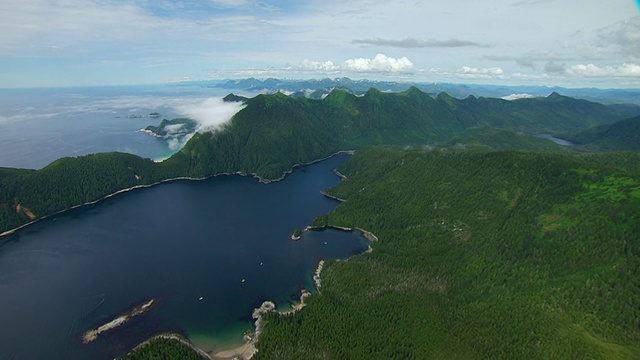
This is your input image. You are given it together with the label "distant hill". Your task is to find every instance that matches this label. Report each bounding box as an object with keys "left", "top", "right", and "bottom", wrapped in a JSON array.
[
  {"left": 209, "top": 77, "right": 640, "bottom": 105},
  {"left": 441, "top": 126, "right": 565, "bottom": 151},
  {"left": 607, "top": 103, "right": 640, "bottom": 117},
  {"left": 222, "top": 93, "right": 249, "bottom": 103},
  {"left": 563, "top": 116, "right": 640, "bottom": 151},
  {"left": 143, "top": 118, "right": 197, "bottom": 138}
]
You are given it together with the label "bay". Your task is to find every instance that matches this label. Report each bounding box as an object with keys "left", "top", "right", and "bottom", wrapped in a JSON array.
[{"left": 0, "top": 153, "right": 368, "bottom": 359}]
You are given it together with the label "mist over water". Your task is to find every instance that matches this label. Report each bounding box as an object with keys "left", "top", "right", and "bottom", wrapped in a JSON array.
[
  {"left": 0, "top": 84, "right": 249, "bottom": 169},
  {"left": 0, "top": 154, "right": 368, "bottom": 359}
]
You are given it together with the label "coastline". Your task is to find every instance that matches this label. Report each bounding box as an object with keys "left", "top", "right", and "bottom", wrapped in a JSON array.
[
  {"left": 4, "top": 149, "right": 367, "bottom": 360},
  {"left": 0, "top": 150, "right": 356, "bottom": 239}
]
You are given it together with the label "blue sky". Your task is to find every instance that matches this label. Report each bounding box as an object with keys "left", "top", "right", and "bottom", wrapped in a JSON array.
[{"left": 1, "top": 0, "right": 639, "bottom": 88}]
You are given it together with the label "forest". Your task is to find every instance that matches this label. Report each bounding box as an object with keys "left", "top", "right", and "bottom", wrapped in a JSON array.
[
  {"left": 255, "top": 147, "right": 640, "bottom": 359},
  {"left": 0, "top": 87, "right": 632, "bottom": 235}
]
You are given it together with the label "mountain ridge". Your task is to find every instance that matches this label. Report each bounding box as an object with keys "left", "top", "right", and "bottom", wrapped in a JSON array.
[{"left": 0, "top": 88, "right": 631, "bottom": 234}]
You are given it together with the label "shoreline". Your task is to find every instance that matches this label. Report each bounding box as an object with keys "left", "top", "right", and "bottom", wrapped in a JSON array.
[
  {"left": 5, "top": 149, "right": 367, "bottom": 359},
  {"left": 0, "top": 150, "right": 356, "bottom": 239}
]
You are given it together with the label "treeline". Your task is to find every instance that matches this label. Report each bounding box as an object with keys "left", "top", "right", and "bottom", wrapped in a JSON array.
[
  {"left": 255, "top": 147, "right": 640, "bottom": 359},
  {"left": 0, "top": 152, "right": 188, "bottom": 232}
]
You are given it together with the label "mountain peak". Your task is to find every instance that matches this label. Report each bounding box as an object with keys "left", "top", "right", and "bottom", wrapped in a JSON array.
[{"left": 547, "top": 91, "right": 563, "bottom": 99}]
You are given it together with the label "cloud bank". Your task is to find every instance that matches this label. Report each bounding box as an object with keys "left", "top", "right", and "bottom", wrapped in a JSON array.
[
  {"left": 174, "top": 97, "right": 246, "bottom": 133},
  {"left": 155, "top": 97, "right": 246, "bottom": 150},
  {"left": 301, "top": 54, "right": 414, "bottom": 73},
  {"left": 567, "top": 63, "right": 640, "bottom": 77},
  {"left": 457, "top": 66, "right": 505, "bottom": 79}
]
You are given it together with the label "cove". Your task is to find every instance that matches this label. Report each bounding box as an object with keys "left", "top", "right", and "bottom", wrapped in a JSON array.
[{"left": 0, "top": 153, "right": 368, "bottom": 360}]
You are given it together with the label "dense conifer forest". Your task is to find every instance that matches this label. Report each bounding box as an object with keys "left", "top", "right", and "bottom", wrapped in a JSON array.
[{"left": 253, "top": 147, "right": 640, "bottom": 359}]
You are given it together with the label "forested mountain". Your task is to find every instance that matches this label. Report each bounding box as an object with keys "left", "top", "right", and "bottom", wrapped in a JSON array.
[
  {"left": 563, "top": 116, "right": 640, "bottom": 151},
  {"left": 163, "top": 88, "right": 625, "bottom": 179},
  {"left": 143, "top": 118, "right": 197, "bottom": 138},
  {"left": 256, "top": 147, "right": 640, "bottom": 359},
  {"left": 0, "top": 88, "right": 628, "bottom": 234},
  {"left": 210, "top": 77, "right": 640, "bottom": 105}
]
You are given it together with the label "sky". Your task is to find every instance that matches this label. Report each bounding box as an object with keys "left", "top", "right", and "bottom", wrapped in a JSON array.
[{"left": 1, "top": 0, "right": 639, "bottom": 88}]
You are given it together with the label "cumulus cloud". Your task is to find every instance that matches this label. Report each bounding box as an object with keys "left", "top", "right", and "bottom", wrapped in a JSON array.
[
  {"left": 457, "top": 66, "right": 505, "bottom": 78},
  {"left": 300, "top": 54, "right": 414, "bottom": 73},
  {"left": 567, "top": 63, "right": 640, "bottom": 77},
  {"left": 174, "top": 97, "right": 246, "bottom": 133},
  {"left": 352, "top": 37, "right": 486, "bottom": 48},
  {"left": 342, "top": 54, "right": 414, "bottom": 72},
  {"left": 300, "top": 59, "right": 337, "bottom": 71}
]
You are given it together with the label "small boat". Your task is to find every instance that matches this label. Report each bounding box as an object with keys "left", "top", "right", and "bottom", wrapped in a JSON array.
[
  {"left": 199, "top": 296, "right": 204, "bottom": 301},
  {"left": 241, "top": 279, "right": 246, "bottom": 283}
]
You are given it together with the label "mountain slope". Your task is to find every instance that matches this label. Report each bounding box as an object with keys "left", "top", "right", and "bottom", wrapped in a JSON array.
[
  {"left": 564, "top": 116, "right": 640, "bottom": 151},
  {"left": 0, "top": 88, "right": 629, "bottom": 234},
  {"left": 256, "top": 148, "right": 640, "bottom": 359},
  {"left": 163, "top": 88, "right": 625, "bottom": 179}
]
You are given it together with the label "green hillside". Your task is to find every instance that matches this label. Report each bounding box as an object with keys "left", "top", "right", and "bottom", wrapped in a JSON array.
[
  {"left": 0, "top": 88, "right": 627, "bottom": 234},
  {"left": 256, "top": 147, "right": 640, "bottom": 359},
  {"left": 144, "top": 117, "right": 197, "bottom": 138},
  {"left": 564, "top": 116, "right": 640, "bottom": 151},
  {"left": 162, "top": 88, "right": 625, "bottom": 180}
]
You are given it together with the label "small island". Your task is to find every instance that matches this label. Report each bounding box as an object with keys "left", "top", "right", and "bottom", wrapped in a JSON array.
[
  {"left": 141, "top": 118, "right": 198, "bottom": 138},
  {"left": 82, "top": 299, "right": 156, "bottom": 344},
  {"left": 290, "top": 228, "right": 303, "bottom": 240}
]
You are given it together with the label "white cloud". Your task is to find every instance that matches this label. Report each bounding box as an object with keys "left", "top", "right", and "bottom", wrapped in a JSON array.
[
  {"left": 298, "top": 54, "right": 414, "bottom": 74},
  {"left": 567, "top": 63, "right": 640, "bottom": 77},
  {"left": 174, "top": 97, "right": 246, "bottom": 133},
  {"left": 343, "top": 54, "right": 414, "bottom": 72},
  {"left": 457, "top": 66, "right": 506, "bottom": 78},
  {"left": 300, "top": 59, "right": 336, "bottom": 71},
  {"left": 502, "top": 93, "right": 536, "bottom": 100}
]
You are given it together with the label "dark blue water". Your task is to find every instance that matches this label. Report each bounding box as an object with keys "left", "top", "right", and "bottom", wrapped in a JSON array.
[{"left": 0, "top": 154, "right": 367, "bottom": 360}]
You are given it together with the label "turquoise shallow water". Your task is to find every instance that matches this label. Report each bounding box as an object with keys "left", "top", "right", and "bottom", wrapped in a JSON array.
[{"left": 0, "top": 154, "right": 368, "bottom": 360}]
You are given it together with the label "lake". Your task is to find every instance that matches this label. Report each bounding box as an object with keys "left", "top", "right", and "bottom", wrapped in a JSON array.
[
  {"left": 0, "top": 153, "right": 368, "bottom": 360},
  {"left": 533, "top": 134, "right": 577, "bottom": 146}
]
